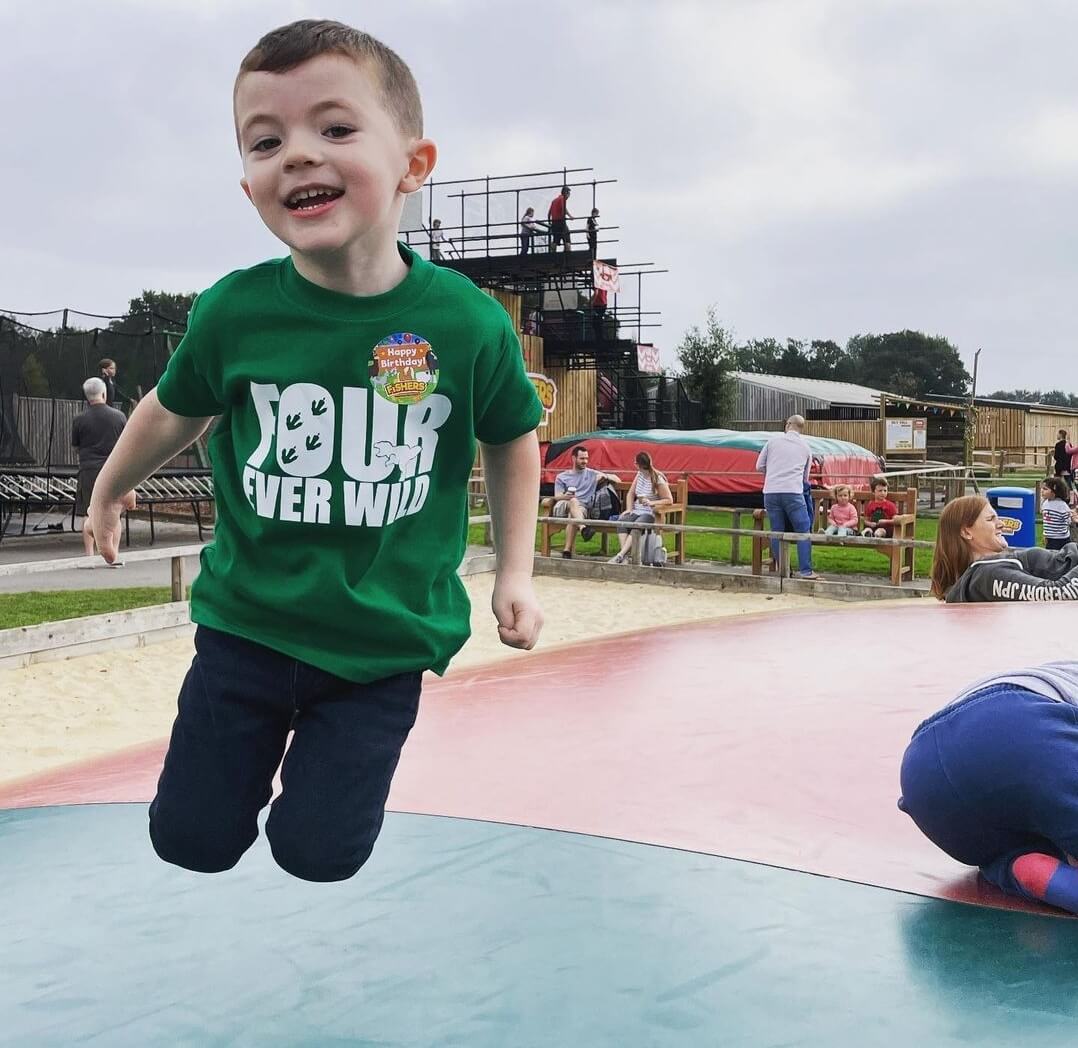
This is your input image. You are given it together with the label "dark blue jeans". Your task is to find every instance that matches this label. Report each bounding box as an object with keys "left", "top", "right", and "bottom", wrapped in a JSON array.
[
  {"left": 763, "top": 492, "right": 813, "bottom": 575},
  {"left": 898, "top": 684, "right": 1078, "bottom": 897},
  {"left": 149, "top": 626, "right": 422, "bottom": 882}
]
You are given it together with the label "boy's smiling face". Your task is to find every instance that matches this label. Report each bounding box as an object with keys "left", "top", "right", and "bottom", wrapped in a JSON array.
[{"left": 235, "top": 53, "right": 434, "bottom": 269}]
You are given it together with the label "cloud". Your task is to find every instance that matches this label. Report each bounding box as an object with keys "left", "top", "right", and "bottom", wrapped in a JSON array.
[{"left": 2, "top": 0, "right": 1078, "bottom": 391}]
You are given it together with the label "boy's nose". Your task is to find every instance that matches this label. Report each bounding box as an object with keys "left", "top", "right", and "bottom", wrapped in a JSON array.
[{"left": 282, "top": 137, "right": 324, "bottom": 170}]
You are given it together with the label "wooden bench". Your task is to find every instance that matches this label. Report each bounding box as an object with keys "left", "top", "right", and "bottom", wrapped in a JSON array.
[
  {"left": 751, "top": 486, "right": 918, "bottom": 585},
  {"left": 539, "top": 477, "right": 689, "bottom": 564}
]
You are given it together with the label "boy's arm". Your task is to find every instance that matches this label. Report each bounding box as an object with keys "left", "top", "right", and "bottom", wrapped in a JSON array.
[
  {"left": 480, "top": 429, "right": 543, "bottom": 650},
  {"left": 88, "top": 390, "right": 213, "bottom": 562}
]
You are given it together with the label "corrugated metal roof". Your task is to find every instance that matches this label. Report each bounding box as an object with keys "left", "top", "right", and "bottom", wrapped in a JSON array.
[
  {"left": 928, "top": 393, "right": 1078, "bottom": 414},
  {"left": 731, "top": 372, "right": 886, "bottom": 407}
]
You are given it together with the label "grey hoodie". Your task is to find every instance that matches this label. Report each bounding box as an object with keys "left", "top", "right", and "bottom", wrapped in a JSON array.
[
  {"left": 949, "top": 660, "right": 1078, "bottom": 708},
  {"left": 945, "top": 543, "right": 1078, "bottom": 603}
]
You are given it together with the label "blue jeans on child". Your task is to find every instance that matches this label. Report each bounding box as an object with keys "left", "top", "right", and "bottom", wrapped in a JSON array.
[
  {"left": 898, "top": 684, "right": 1078, "bottom": 898},
  {"left": 149, "top": 625, "right": 422, "bottom": 882},
  {"left": 763, "top": 492, "right": 813, "bottom": 575}
]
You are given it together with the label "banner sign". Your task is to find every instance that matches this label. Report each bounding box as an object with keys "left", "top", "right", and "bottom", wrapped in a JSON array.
[
  {"left": 592, "top": 260, "right": 621, "bottom": 293},
  {"left": 527, "top": 373, "right": 557, "bottom": 426},
  {"left": 636, "top": 344, "right": 661, "bottom": 374}
]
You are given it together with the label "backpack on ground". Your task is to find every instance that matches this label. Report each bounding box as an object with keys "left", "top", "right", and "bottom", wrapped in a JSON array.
[{"left": 641, "top": 531, "right": 667, "bottom": 567}]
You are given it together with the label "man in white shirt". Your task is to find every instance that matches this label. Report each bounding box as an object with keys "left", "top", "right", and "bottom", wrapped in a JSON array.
[{"left": 755, "top": 415, "right": 819, "bottom": 579}]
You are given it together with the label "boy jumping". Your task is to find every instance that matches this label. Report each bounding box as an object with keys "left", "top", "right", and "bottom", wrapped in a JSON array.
[{"left": 88, "top": 19, "right": 543, "bottom": 882}]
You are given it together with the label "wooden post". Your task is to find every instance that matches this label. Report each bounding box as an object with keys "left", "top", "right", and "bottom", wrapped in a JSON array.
[
  {"left": 879, "top": 394, "right": 888, "bottom": 461},
  {"left": 751, "top": 511, "right": 764, "bottom": 575},
  {"left": 777, "top": 537, "right": 791, "bottom": 579},
  {"left": 629, "top": 527, "right": 643, "bottom": 566},
  {"left": 170, "top": 555, "right": 185, "bottom": 602},
  {"left": 731, "top": 510, "right": 742, "bottom": 565}
]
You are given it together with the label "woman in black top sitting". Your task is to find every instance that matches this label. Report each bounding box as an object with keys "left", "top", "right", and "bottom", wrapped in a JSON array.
[{"left": 931, "top": 494, "right": 1078, "bottom": 602}]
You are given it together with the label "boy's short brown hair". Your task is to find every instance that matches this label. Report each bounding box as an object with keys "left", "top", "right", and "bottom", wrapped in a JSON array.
[
  {"left": 237, "top": 19, "right": 423, "bottom": 138},
  {"left": 870, "top": 477, "right": 888, "bottom": 492}
]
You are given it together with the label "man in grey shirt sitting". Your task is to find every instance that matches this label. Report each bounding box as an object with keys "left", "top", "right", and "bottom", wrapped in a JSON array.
[
  {"left": 552, "top": 445, "right": 621, "bottom": 558},
  {"left": 72, "top": 377, "right": 129, "bottom": 558},
  {"left": 755, "top": 414, "right": 819, "bottom": 579}
]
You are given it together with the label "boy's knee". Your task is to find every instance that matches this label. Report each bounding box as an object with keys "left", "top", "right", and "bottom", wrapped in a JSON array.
[
  {"left": 269, "top": 827, "right": 375, "bottom": 883},
  {"left": 148, "top": 804, "right": 253, "bottom": 874}
]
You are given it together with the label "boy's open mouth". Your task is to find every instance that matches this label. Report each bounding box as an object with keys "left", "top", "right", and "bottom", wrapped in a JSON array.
[{"left": 285, "top": 187, "right": 345, "bottom": 211}]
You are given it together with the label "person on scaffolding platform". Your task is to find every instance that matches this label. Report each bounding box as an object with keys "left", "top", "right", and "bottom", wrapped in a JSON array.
[
  {"left": 519, "top": 207, "right": 546, "bottom": 255},
  {"left": 587, "top": 208, "right": 600, "bottom": 258},
  {"left": 429, "top": 219, "right": 452, "bottom": 261},
  {"left": 547, "top": 186, "right": 573, "bottom": 253},
  {"left": 591, "top": 286, "right": 608, "bottom": 341}
]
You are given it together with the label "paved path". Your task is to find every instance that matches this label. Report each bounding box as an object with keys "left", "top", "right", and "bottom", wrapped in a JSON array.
[{"left": 0, "top": 519, "right": 204, "bottom": 593}]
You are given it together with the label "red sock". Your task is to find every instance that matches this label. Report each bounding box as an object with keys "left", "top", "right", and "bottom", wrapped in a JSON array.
[{"left": 1012, "top": 853, "right": 1078, "bottom": 914}]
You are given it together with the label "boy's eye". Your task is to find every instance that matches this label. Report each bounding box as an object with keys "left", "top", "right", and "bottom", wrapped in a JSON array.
[
  {"left": 252, "top": 137, "right": 280, "bottom": 153},
  {"left": 324, "top": 125, "right": 354, "bottom": 139}
]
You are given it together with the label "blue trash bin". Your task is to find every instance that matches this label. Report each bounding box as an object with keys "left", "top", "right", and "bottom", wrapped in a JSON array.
[{"left": 987, "top": 486, "right": 1037, "bottom": 548}]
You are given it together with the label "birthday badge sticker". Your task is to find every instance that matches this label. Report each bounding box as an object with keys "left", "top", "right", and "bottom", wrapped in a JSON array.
[{"left": 368, "top": 332, "right": 439, "bottom": 405}]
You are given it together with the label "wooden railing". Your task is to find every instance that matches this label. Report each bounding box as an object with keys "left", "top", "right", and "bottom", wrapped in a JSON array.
[{"left": 0, "top": 543, "right": 206, "bottom": 602}]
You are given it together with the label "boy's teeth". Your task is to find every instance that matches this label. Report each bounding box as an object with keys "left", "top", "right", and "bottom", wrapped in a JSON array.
[{"left": 287, "top": 187, "right": 343, "bottom": 208}]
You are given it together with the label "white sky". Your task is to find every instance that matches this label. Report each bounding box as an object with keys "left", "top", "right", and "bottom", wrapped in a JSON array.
[{"left": 2, "top": 0, "right": 1077, "bottom": 394}]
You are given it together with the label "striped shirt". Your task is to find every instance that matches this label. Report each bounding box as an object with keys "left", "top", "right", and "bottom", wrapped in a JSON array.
[
  {"left": 632, "top": 470, "right": 667, "bottom": 506},
  {"left": 1042, "top": 498, "right": 1072, "bottom": 540}
]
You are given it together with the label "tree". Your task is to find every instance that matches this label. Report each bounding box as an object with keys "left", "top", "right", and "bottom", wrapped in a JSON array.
[
  {"left": 730, "top": 337, "right": 783, "bottom": 374},
  {"left": 730, "top": 336, "right": 857, "bottom": 382},
  {"left": 675, "top": 308, "right": 738, "bottom": 427},
  {"left": 987, "top": 388, "right": 1078, "bottom": 408},
  {"left": 846, "top": 330, "right": 970, "bottom": 398},
  {"left": 808, "top": 339, "right": 854, "bottom": 381},
  {"left": 778, "top": 338, "right": 813, "bottom": 377},
  {"left": 109, "top": 290, "right": 196, "bottom": 335}
]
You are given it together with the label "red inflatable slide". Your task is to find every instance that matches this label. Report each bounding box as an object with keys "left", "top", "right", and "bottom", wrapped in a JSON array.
[{"left": 541, "top": 429, "right": 883, "bottom": 506}]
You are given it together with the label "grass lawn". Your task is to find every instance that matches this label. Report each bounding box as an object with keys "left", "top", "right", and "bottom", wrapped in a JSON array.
[
  {"left": 2, "top": 504, "right": 1046, "bottom": 630},
  {"left": 0, "top": 587, "right": 183, "bottom": 631},
  {"left": 524, "top": 509, "right": 944, "bottom": 577}
]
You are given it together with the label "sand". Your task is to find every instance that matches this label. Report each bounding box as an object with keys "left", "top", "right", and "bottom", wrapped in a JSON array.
[{"left": 0, "top": 576, "right": 852, "bottom": 785}]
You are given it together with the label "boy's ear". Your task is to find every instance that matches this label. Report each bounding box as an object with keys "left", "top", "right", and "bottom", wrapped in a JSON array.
[
  {"left": 240, "top": 178, "right": 253, "bottom": 203},
  {"left": 399, "top": 139, "right": 437, "bottom": 194}
]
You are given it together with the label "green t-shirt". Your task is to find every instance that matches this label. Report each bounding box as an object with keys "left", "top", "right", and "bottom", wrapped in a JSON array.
[{"left": 156, "top": 244, "right": 542, "bottom": 682}]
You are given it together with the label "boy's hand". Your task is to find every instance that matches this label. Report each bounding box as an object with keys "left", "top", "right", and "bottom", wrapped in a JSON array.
[
  {"left": 86, "top": 490, "right": 136, "bottom": 563},
  {"left": 492, "top": 574, "right": 543, "bottom": 650}
]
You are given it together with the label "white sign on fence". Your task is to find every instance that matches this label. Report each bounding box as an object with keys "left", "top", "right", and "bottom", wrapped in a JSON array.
[{"left": 885, "top": 418, "right": 926, "bottom": 452}]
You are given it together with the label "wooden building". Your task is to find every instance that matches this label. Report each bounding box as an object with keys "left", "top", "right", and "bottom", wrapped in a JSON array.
[
  {"left": 926, "top": 395, "right": 1078, "bottom": 468},
  {"left": 731, "top": 372, "right": 888, "bottom": 454},
  {"left": 485, "top": 288, "right": 597, "bottom": 442},
  {"left": 729, "top": 372, "right": 967, "bottom": 465}
]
